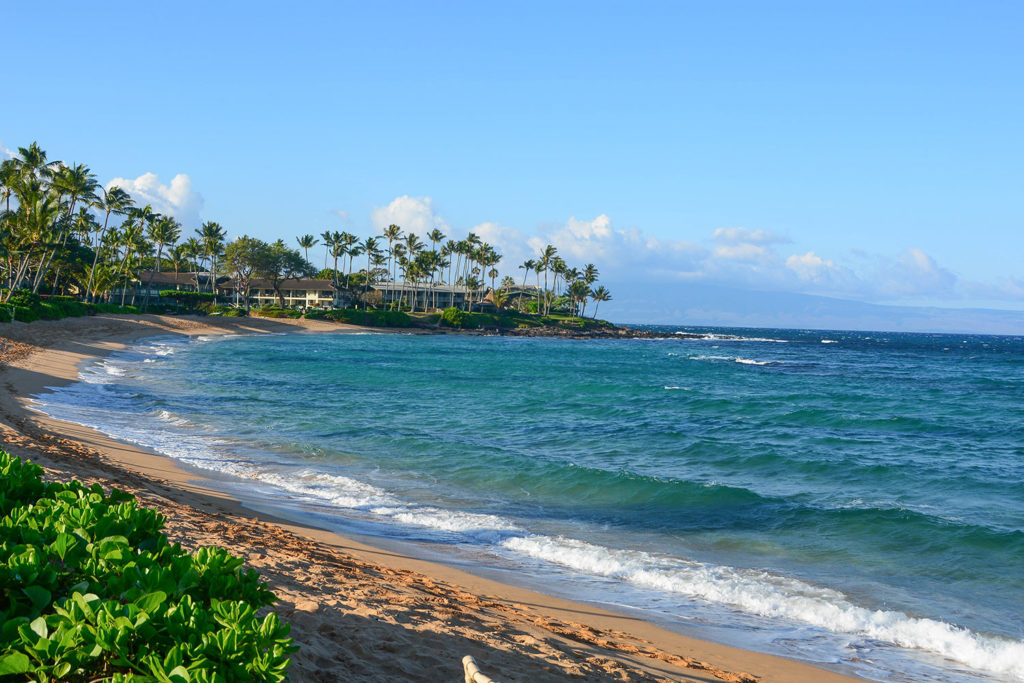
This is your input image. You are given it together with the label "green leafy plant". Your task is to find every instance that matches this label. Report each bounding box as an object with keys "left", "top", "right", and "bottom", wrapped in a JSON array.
[
  {"left": 0, "top": 450, "right": 296, "bottom": 682},
  {"left": 304, "top": 308, "right": 410, "bottom": 327},
  {"left": 439, "top": 307, "right": 466, "bottom": 328}
]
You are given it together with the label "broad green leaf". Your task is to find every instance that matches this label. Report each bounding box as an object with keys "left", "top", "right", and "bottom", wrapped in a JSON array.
[
  {"left": 135, "top": 590, "right": 168, "bottom": 614},
  {"left": 23, "top": 585, "right": 51, "bottom": 610},
  {"left": 29, "top": 616, "right": 48, "bottom": 639},
  {"left": 0, "top": 652, "right": 31, "bottom": 675},
  {"left": 168, "top": 664, "right": 191, "bottom": 682}
]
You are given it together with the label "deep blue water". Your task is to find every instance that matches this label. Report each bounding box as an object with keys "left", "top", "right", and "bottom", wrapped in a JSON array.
[{"left": 34, "top": 326, "right": 1024, "bottom": 682}]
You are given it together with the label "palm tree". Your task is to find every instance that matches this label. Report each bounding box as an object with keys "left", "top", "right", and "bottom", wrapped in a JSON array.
[
  {"left": 198, "top": 221, "right": 226, "bottom": 299},
  {"left": 52, "top": 163, "right": 99, "bottom": 221},
  {"left": 583, "top": 263, "right": 599, "bottom": 286},
  {"left": 0, "top": 158, "right": 20, "bottom": 212},
  {"left": 383, "top": 224, "right": 402, "bottom": 307},
  {"left": 568, "top": 279, "right": 588, "bottom": 319},
  {"left": 86, "top": 186, "right": 134, "bottom": 301},
  {"left": 537, "top": 244, "right": 557, "bottom": 315},
  {"left": 320, "top": 230, "right": 335, "bottom": 271},
  {"left": 118, "top": 217, "right": 151, "bottom": 305},
  {"left": 428, "top": 228, "right": 445, "bottom": 255},
  {"left": 320, "top": 231, "right": 340, "bottom": 285},
  {"left": 142, "top": 216, "right": 182, "bottom": 310},
  {"left": 16, "top": 142, "right": 62, "bottom": 180},
  {"left": 182, "top": 237, "right": 203, "bottom": 290},
  {"left": 168, "top": 243, "right": 189, "bottom": 283},
  {"left": 590, "top": 285, "right": 611, "bottom": 319},
  {"left": 113, "top": 204, "right": 157, "bottom": 301},
  {"left": 519, "top": 259, "right": 535, "bottom": 288},
  {"left": 297, "top": 234, "right": 318, "bottom": 264},
  {"left": 402, "top": 233, "right": 423, "bottom": 308},
  {"left": 330, "top": 238, "right": 347, "bottom": 288},
  {"left": 33, "top": 163, "right": 100, "bottom": 294},
  {"left": 4, "top": 193, "right": 63, "bottom": 300},
  {"left": 361, "top": 236, "right": 380, "bottom": 307},
  {"left": 344, "top": 235, "right": 362, "bottom": 290}
]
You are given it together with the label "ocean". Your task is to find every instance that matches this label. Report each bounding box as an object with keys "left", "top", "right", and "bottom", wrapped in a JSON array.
[{"left": 31, "top": 326, "right": 1024, "bottom": 682}]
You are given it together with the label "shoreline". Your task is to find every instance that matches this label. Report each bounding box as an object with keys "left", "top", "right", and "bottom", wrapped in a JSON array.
[{"left": 0, "top": 315, "right": 861, "bottom": 682}]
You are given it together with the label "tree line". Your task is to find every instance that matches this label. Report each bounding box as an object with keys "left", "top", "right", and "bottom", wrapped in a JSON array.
[{"left": 1, "top": 141, "right": 610, "bottom": 318}]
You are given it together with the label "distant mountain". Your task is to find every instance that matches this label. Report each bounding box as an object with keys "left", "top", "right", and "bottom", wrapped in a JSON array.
[{"left": 611, "top": 282, "right": 1024, "bottom": 335}]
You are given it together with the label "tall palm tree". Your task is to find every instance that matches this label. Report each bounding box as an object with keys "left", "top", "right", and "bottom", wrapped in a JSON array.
[
  {"left": 198, "top": 221, "right": 226, "bottom": 298},
  {"left": 16, "top": 142, "right": 62, "bottom": 180},
  {"left": 402, "top": 233, "right": 423, "bottom": 308},
  {"left": 0, "top": 158, "right": 19, "bottom": 212},
  {"left": 52, "top": 163, "right": 99, "bottom": 221},
  {"left": 112, "top": 204, "right": 156, "bottom": 300},
  {"left": 34, "top": 163, "right": 100, "bottom": 293},
  {"left": 590, "top": 285, "right": 611, "bottom": 319},
  {"left": 85, "top": 186, "right": 134, "bottom": 301},
  {"left": 297, "top": 234, "right": 318, "bottom": 263},
  {"left": 326, "top": 240, "right": 343, "bottom": 288},
  {"left": 537, "top": 244, "right": 557, "bottom": 315},
  {"left": 182, "top": 237, "right": 203, "bottom": 290},
  {"left": 320, "top": 229, "right": 335, "bottom": 271},
  {"left": 428, "top": 231, "right": 444, "bottom": 311},
  {"left": 383, "top": 224, "right": 402, "bottom": 307},
  {"left": 344, "top": 235, "right": 362, "bottom": 289},
  {"left": 428, "top": 227, "right": 445, "bottom": 255},
  {"left": 142, "top": 216, "right": 182, "bottom": 309},
  {"left": 117, "top": 217, "right": 151, "bottom": 305},
  {"left": 520, "top": 259, "right": 535, "bottom": 287},
  {"left": 361, "top": 236, "right": 380, "bottom": 307}
]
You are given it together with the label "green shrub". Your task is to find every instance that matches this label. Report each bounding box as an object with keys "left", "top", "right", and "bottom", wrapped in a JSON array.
[
  {"left": 0, "top": 304, "right": 13, "bottom": 323},
  {"left": 257, "top": 305, "right": 301, "bottom": 319},
  {"left": 210, "top": 305, "right": 246, "bottom": 317},
  {"left": 13, "top": 306, "right": 40, "bottom": 323},
  {"left": 440, "top": 307, "right": 466, "bottom": 328},
  {"left": 306, "top": 308, "right": 410, "bottom": 327},
  {"left": 158, "top": 290, "right": 216, "bottom": 302},
  {"left": 89, "top": 303, "right": 139, "bottom": 315},
  {"left": 0, "top": 450, "right": 295, "bottom": 681},
  {"left": 7, "top": 290, "right": 41, "bottom": 309},
  {"left": 52, "top": 300, "right": 89, "bottom": 317},
  {"left": 37, "top": 302, "right": 63, "bottom": 320}
]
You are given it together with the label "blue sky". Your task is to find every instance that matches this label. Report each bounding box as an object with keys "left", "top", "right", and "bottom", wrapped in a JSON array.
[{"left": 3, "top": 1, "right": 1022, "bottom": 329}]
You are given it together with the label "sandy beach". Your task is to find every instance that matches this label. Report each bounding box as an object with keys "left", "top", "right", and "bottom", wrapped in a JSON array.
[{"left": 0, "top": 314, "right": 861, "bottom": 683}]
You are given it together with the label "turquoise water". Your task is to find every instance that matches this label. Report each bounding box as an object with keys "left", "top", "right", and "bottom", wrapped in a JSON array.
[{"left": 34, "top": 327, "right": 1024, "bottom": 681}]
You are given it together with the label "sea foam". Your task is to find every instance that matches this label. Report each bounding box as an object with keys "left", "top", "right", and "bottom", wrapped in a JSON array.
[{"left": 500, "top": 535, "right": 1024, "bottom": 680}]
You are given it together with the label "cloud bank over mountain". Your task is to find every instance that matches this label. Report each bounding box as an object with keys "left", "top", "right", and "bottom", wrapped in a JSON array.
[{"left": 363, "top": 195, "right": 1022, "bottom": 333}]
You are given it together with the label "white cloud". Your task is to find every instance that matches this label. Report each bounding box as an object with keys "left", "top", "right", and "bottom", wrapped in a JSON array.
[
  {"left": 106, "top": 172, "right": 204, "bottom": 230},
  {"left": 472, "top": 221, "right": 531, "bottom": 266},
  {"left": 712, "top": 227, "right": 789, "bottom": 244},
  {"left": 873, "top": 247, "right": 958, "bottom": 298},
  {"left": 0, "top": 140, "right": 14, "bottom": 159},
  {"left": 370, "top": 195, "right": 449, "bottom": 239},
  {"left": 566, "top": 214, "right": 613, "bottom": 240},
  {"left": 713, "top": 243, "right": 773, "bottom": 263},
  {"left": 332, "top": 209, "right": 350, "bottom": 223},
  {"left": 962, "top": 277, "right": 1024, "bottom": 303}
]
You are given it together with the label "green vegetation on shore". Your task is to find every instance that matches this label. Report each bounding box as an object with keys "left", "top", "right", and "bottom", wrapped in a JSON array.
[
  {"left": 0, "top": 449, "right": 295, "bottom": 681},
  {"left": 0, "top": 290, "right": 137, "bottom": 324},
  {"left": 2, "top": 140, "right": 613, "bottom": 325}
]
